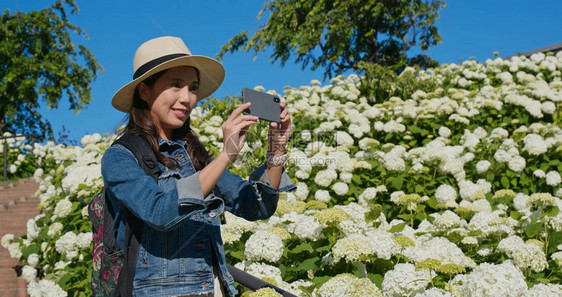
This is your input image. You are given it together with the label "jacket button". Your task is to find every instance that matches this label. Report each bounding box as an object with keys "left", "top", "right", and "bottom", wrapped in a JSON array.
[{"left": 209, "top": 212, "right": 216, "bottom": 218}]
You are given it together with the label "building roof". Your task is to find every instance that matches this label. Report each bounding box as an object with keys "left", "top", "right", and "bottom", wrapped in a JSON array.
[{"left": 505, "top": 42, "right": 562, "bottom": 58}]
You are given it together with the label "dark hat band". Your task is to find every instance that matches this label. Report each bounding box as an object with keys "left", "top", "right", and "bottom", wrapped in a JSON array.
[{"left": 133, "top": 53, "right": 190, "bottom": 79}]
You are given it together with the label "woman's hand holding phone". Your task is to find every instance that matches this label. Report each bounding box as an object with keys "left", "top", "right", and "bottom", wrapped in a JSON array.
[
  {"left": 221, "top": 102, "right": 259, "bottom": 162},
  {"left": 268, "top": 101, "right": 291, "bottom": 155}
]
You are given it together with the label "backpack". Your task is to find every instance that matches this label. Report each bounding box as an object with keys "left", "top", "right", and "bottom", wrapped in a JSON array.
[{"left": 89, "top": 134, "right": 161, "bottom": 297}]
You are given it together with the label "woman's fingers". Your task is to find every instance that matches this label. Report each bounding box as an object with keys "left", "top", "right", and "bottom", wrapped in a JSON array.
[{"left": 227, "top": 102, "right": 252, "bottom": 123}]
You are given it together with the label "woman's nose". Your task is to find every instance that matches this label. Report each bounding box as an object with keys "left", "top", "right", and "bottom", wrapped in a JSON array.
[{"left": 179, "top": 86, "right": 191, "bottom": 102}]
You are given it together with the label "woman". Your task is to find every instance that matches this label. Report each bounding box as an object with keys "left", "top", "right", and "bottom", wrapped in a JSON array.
[{"left": 102, "top": 36, "right": 295, "bottom": 297}]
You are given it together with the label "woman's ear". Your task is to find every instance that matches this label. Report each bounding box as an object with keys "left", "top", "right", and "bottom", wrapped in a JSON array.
[{"left": 138, "top": 82, "right": 151, "bottom": 104}]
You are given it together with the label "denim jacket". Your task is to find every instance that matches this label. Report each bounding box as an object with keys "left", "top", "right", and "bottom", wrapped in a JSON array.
[{"left": 101, "top": 138, "right": 296, "bottom": 297}]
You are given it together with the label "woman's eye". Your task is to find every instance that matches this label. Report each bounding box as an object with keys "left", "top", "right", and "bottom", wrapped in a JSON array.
[
  {"left": 190, "top": 85, "right": 199, "bottom": 92},
  {"left": 171, "top": 82, "right": 181, "bottom": 88}
]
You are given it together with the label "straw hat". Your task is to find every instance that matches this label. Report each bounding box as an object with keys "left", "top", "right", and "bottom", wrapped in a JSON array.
[{"left": 111, "top": 36, "right": 225, "bottom": 112}]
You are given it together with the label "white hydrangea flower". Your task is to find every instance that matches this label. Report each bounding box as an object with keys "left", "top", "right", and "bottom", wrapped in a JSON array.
[
  {"left": 416, "top": 287, "right": 454, "bottom": 297},
  {"left": 435, "top": 184, "right": 458, "bottom": 207},
  {"left": 54, "top": 199, "right": 73, "bottom": 218},
  {"left": 8, "top": 242, "right": 22, "bottom": 259},
  {"left": 533, "top": 169, "right": 546, "bottom": 178},
  {"left": 1, "top": 233, "right": 14, "bottom": 248},
  {"left": 26, "top": 219, "right": 40, "bottom": 241},
  {"left": 404, "top": 236, "right": 475, "bottom": 268},
  {"left": 523, "top": 134, "right": 549, "bottom": 155},
  {"left": 357, "top": 187, "right": 377, "bottom": 205},
  {"left": 48, "top": 222, "right": 64, "bottom": 237},
  {"left": 294, "top": 182, "right": 309, "bottom": 201},
  {"left": 332, "top": 182, "right": 349, "bottom": 196},
  {"left": 438, "top": 126, "right": 451, "bottom": 138},
  {"left": 236, "top": 262, "right": 284, "bottom": 286},
  {"left": 339, "top": 172, "right": 353, "bottom": 184},
  {"left": 335, "top": 131, "right": 354, "bottom": 147},
  {"left": 315, "top": 190, "right": 331, "bottom": 203},
  {"left": 453, "top": 261, "right": 527, "bottom": 297},
  {"left": 314, "top": 168, "right": 338, "bottom": 187},
  {"left": 497, "top": 235, "right": 547, "bottom": 272},
  {"left": 280, "top": 213, "right": 323, "bottom": 240},
  {"left": 433, "top": 210, "right": 463, "bottom": 230},
  {"left": 244, "top": 230, "right": 284, "bottom": 262},
  {"left": 546, "top": 171, "right": 561, "bottom": 186},
  {"left": 27, "top": 253, "right": 40, "bottom": 268},
  {"left": 364, "top": 229, "right": 401, "bottom": 260},
  {"left": 475, "top": 160, "right": 491, "bottom": 173},
  {"left": 55, "top": 231, "right": 79, "bottom": 257},
  {"left": 497, "top": 71, "right": 513, "bottom": 84},
  {"left": 76, "top": 232, "right": 93, "bottom": 249},
  {"left": 552, "top": 251, "right": 562, "bottom": 266},
  {"left": 332, "top": 234, "right": 374, "bottom": 262},
  {"left": 507, "top": 155, "right": 526, "bottom": 172},
  {"left": 21, "top": 265, "right": 37, "bottom": 283},
  {"left": 382, "top": 263, "right": 432, "bottom": 297},
  {"left": 338, "top": 220, "right": 368, "bottom": 236},
  {"left": 526, "top": 283, "right": 562, "bottom": 297},
  {"left": 318, "top": 274, "right": 383, "bottom": 297},
  {"left": 27, "top": 279, "right": 68, "bottom": 297}
]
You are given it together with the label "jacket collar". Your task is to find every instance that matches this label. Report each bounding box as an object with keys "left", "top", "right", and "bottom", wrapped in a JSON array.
[{"left": 158, "top": 137, "right": 188, "bottom": 149}]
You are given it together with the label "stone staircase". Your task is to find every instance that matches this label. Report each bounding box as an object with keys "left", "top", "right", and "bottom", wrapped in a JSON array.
[{"left": 0, "top": 178, "right": 39, "bottom": 297}]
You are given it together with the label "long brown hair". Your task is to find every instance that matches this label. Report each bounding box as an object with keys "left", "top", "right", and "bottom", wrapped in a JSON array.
[{"left": 123, "top": 68, "right": 211, "bottom": 170}]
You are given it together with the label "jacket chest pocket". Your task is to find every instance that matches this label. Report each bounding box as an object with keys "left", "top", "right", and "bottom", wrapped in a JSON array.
[{"left": 157, "top": 168, "right": 181, "bottom": 193}]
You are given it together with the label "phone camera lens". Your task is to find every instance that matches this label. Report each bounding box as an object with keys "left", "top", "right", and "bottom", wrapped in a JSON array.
[{"left": 274, "top": 97, "right": 280, "bottom": 102}]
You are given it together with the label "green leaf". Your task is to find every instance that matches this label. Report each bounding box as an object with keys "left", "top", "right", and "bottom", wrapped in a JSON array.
[
  {"left": 290, "top": 242, "right": 314, "bottom": 254},
  {"left": 312, "top": 275, "right": 332, "bottom": 287},
  {"left": 522, "top": 221, "right": 544, "bottom": 238},
  {"left": 510, "top": 211, "right": 522, "bottom": 221},
  {"left": 388, "top": 222, "right": 406, "bottom": 233},
  {"left": 21, "top": 244, "right": 40, "bottom": 259},
  {"left": 368, "top": 273, "right": 384, "bottom": 289},
  {"left": 58, "top": 273, "right": 73, "bottom": 288},
  {"left": 468, "top": 229, "right": 482, "bottom": 237},
  {"left": 297, "top": 257, "right": 320, "bottom": 271},
  {"left": 545, "top": 206, "right": 560, "bottom": 217},
  {"left": 501, "top": 176, "right": 509, "bottom": 188},
  {"left": 392, "top": 176, "right": 403, "bottom": 189},
  {"left": 426, "top": 197, "right": 439, "bottom": 210},
  {"left": 548, "top": 232, "right": 562, "bottom": 253},
  {"left": 229, "top": 250, "right": 244, "bottom": 260},
  {"left": 398, "top": 214, "right": 413, "bottom": 221},
  {"left": 415, "top": 212, "right": 426, "bottom": 222},
  {"left": 315, "top": 243, "right": 333, "bottom": 253}
]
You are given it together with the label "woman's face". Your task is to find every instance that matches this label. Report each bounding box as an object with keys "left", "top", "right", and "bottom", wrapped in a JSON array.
[{"left": 139, "top": 66, "right": 199, "bottom": 140}]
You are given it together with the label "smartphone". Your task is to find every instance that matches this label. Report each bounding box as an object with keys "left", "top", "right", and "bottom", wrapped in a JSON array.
[{"left": 241, "top": 88, "right": 281, "bottom": 123}]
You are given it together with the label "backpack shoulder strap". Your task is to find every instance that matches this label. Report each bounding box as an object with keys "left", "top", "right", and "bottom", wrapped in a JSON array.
[
  {"left": 111, "top": 133, "right": 161, "bottom": 297},
  {"left": 113, "top": 134, "right": 161, "bottom": 181}
]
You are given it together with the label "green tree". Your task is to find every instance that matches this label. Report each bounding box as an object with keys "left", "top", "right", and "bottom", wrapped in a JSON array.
[
  {"left": 217, "top": 0, "right": 445, "bottom": 79},
  {"left": 0, "top": 0, "right": 102, "bottom": 141}
]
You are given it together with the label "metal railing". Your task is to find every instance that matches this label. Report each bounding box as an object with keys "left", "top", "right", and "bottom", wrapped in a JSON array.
[
  {"left": 1, "top": 134, "right": 35, "bottom": 181},
  {"left": 227, "top": 264, "right": 297, "bottom": 297}
]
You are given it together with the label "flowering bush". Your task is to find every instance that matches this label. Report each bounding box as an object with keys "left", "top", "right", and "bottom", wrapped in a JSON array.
[
  {"left": 3, "top": 51, "right": 562, "bottom": 296},
  {"left": 0, "top": 132, "right": 38, "bottom": 180}
]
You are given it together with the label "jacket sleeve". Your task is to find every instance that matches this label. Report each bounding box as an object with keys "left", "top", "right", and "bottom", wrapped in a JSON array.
[
  {"left": 215, "top": 163, "right": 297, "bottom": 221},
  {"left": 101, "top": 144, "right": 207, "bottom": 231}
]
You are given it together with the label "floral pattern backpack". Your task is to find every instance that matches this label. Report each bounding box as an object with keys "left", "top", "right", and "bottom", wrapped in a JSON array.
[{"left": 88, "top": 134, "right": 161, "bottom": 297}]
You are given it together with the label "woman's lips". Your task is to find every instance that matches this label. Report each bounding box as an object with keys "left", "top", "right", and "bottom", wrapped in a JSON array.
[{"left": 172, "top": 108, "right": 187, "bottom": 117}]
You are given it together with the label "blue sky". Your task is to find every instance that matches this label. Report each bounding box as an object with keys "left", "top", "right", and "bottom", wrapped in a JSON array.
[{"left": 4, "top": 0, "right": 562, "bottom": 143}]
